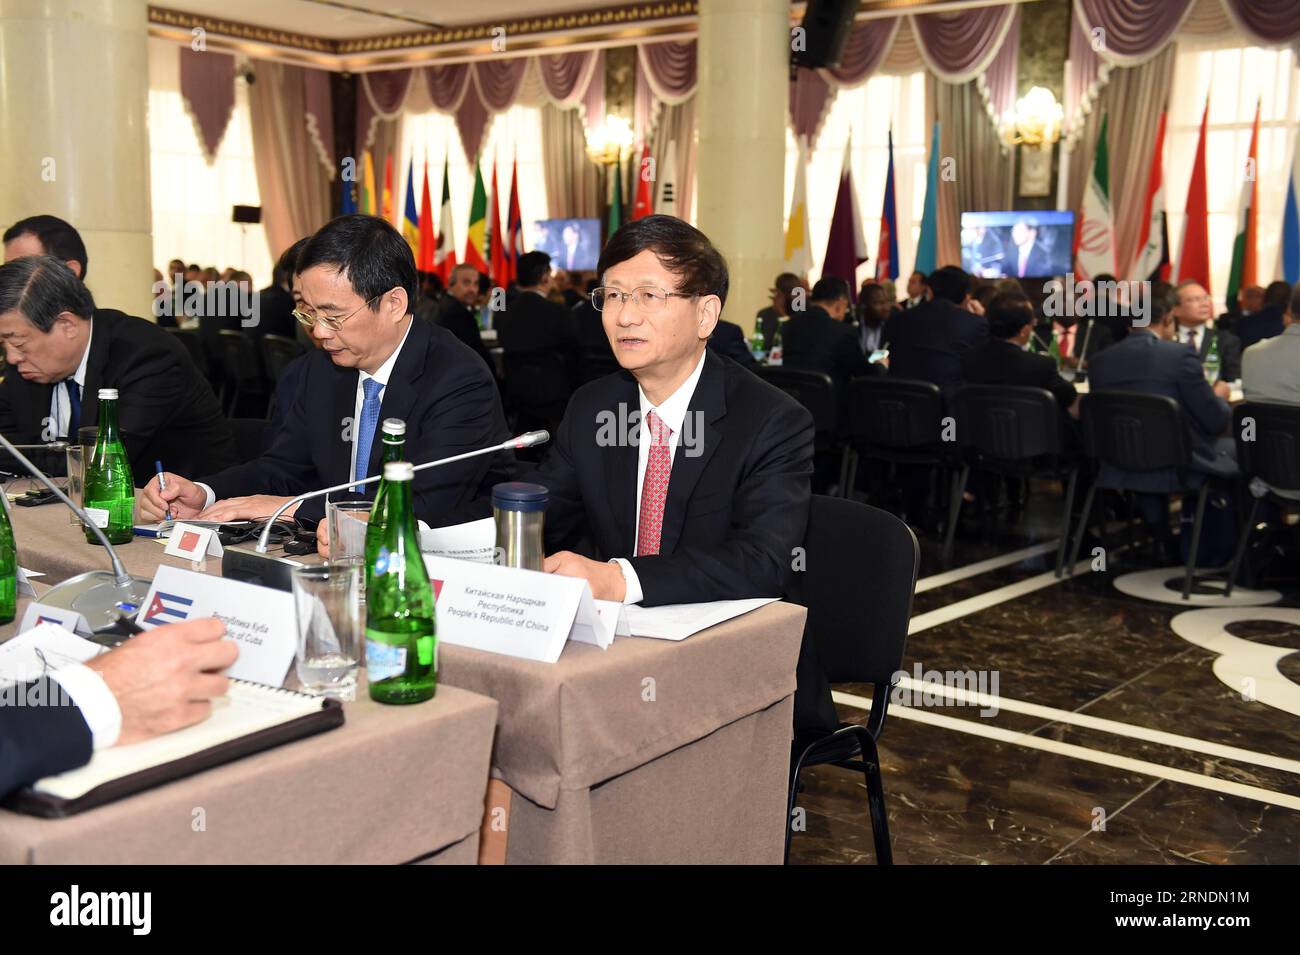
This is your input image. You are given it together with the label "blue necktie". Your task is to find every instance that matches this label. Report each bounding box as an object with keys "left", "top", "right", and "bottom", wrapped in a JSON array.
[
  {"left": 354, "top": 378, "right": 383, "bottom": 483},
  {"left": 64, "top": 379, "right": 81, "bottom": 437}
]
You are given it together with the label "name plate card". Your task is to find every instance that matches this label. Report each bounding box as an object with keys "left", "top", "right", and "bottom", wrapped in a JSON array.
[
  {"left": 423, "top": 555, "right": 619, "bottom": 663},
  {"left": 18, "top": 602, "right": 94, "bottom": 638},
  {"left": 164, "top": 522, "right": 225, "bottom": 567},
  {"left": 137, "top": 566, "right": 296, "bottom": 686}
]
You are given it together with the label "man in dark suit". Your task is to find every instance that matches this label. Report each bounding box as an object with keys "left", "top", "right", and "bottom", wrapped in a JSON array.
[
  {"left": 140, "top": 214, "right": 511, "bottom": 527},
  {"left": 496, "top": 251, "right": 579, "bottom": 427},
  {"left": 706, "top": 319, "right": 757, "bottom": 367},
  {"left": 783, "top": 276, "right": 876, "bottom": 391},
  {"left": 755, "top": 272, "right": 807, "bottom": 351},
  {"left": 1008, "top": 219, "right": 1052, "bottom": 278},
  {"left": 2, "top": 215, "right": 87, "bottom": 279},
  {"left": 530, "top": 215, "right": 814, "bottom": 608},
  {"left": 886, "top": 265, "right": 987, "bottom": 398},
  {"left": 0, "top": 256, "right": 238, "bottom": 486},
  {"left": 573, "top": 295, "right": 619, "bottom": 382},
  {"left": 856, "top": 281, "right": 897, "bottom": 355},
  {"left": 432, "top": 263, "right": 494, "bottom": 372},
  {"left": 1235, "top": 280, "right": 1289, "bottom": 351},
  {"left": 963, "top": 292, "right": 1078, "bottom": 415},
  {"left": 1, "top": 618, "right": 236, "bottom": 799},
  {"left": 251, "top": 240, "right": 305, "bottom": 344},
  {"left": 1173, "top": 279, "right": 1242, "bottom": 381}
]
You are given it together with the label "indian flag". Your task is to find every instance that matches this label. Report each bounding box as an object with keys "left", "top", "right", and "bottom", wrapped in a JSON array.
[
  {"left": 1075, "top": 113, "right": 1115, "bottom": 280},
  {"left": 783, "top": 135, "right": 812, "bottom": 277},
  {"left": 1225, "top": 100, "right": 1261, "bottom": 309}
]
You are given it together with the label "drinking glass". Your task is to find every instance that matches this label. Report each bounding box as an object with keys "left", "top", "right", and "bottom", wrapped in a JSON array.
[
  {"left": 291, "top": 560, "right": 362, "bottom": 701},
  {"left": 327, "top": 499, "right": 372, "bottom": 562}
]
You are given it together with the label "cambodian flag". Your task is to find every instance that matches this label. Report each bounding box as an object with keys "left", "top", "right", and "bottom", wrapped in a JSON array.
[{"left": 144, "top": 591, "right": 194, "bottom": 626}]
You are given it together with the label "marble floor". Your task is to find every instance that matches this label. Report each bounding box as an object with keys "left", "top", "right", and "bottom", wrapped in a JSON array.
[{"left": 787, "top": 486, "right": 1300, "bottom": 865}]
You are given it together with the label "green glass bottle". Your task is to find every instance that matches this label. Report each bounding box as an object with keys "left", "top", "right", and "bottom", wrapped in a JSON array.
[
  {"left": 1204, "top": 331, "right": 1221, "bottom": 384},
  {"left": 82, "top": 389, "right": 134, "bottom": 546},
  {"left": 748, "top": 324, "right": 766, "bottom": 363},
  {"left": 363, "top": 418, "right": 407, "bottom": 594},
  {"left": 768, "top": 318, "right": 786, "bottom": 366},
  {"left": 1048, "top": 329, "right": 1063, "bottom": 368},
  {"left": 0, "top": 496, "right": 16, "bottom": 624},
  {"left": 365, "top": 461, "right": 436, "bottom": 704}
]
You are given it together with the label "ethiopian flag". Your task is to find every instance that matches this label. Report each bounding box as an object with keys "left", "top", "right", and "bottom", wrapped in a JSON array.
[
  {"left": 1225, "top": 99, "right": 1261, "bottom": 310},
  {"left": 463, "top": 159, "right": 488, "bottom": 272}
]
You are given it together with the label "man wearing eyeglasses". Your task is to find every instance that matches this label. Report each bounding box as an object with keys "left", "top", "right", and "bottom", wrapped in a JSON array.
[
  {"left": 140, "top": 214, "right": 511, "bottom": 527},
  {"left": 531, "top": 215, "right": 815, "bottom": 607}
]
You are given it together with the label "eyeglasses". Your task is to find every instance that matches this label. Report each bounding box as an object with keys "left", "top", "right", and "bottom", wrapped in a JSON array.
[
  {"left": 293, "top": 293, "right": 383, "bottom": 331},
  {"left": 591, "top": 286, "right": 699, "bottom": 312}
]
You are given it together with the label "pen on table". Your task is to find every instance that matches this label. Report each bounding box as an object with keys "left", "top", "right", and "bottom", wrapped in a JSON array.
[{"left": 155, "top": 460, "right": 172, "bottom": 521}]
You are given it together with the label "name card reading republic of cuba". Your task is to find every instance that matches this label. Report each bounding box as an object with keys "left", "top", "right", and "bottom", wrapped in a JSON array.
[
  {"left": 422, "top": 554, "right": 620, "bottom": 663},
  {"left": 137, "top": 565, "right": 296, "bottom": 686}
]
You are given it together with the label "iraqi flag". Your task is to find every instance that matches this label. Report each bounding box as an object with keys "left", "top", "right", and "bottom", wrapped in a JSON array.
[
  {"left": 1225, "top": 99, "right": 1261, "bottom": 309},
  {"left": 144, "top": 591, "right": 194, "bottom": 626},
  {"left": 1132, "top": 110, "right": 1170, "bottom": 282},
  {"left": 821, "top": 137, "right": 868, "bottom": 296},
  {"left": 1175, "top": 96, "right": 1212, "bottom": 292},
  {"left": 1075, "top": 112, "right": 1116, "bottom": 280},
  {"left": 433, "top": 152, "right": 457, "bottom": 282},
  {"left": 876, "top": 127, "right": 900, "bottom": 281}
]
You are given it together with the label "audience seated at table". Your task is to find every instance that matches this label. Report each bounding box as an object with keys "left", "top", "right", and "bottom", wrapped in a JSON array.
[
  {"left": 0, "top": 619, "right": 237, "bottom": 799},
  {"left": 885, "top": 265, "right": 987, "bottom": 398},
  {"left": 782, "top": 276, "right": 877, "bottom": 392},
  {"left": 961, "top": 291, "right": 1079, "bottom": 419},
  {"left": 527, "top": 215, "right": 815, "bottom": 607},
  {"left": 139, "top": 214, "right": 511, "bottom": 527},
  {"left": 1173, "top": 280, "right": 1243, "bottom": 382},
  {"left": 755, "top": 272, "right": 808, "bottom": 352},
  {"left": 0, "top": 254, "right": 239, "bottom": 485}
]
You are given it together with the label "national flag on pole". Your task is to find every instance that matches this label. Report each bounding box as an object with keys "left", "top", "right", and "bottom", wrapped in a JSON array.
[
  {"left": 783, "top": 135, "right": 813, "bottom": 277},
  {"left": 401, "top": 158, "right": 420, "bottom": 253},
  {"left": 1282, "top": 129, "right": 1300, "bottom": 283},
  {"left": 1075, "top": 112, "right": 1116, "bottom": 280},
  {"left": 631, "top": 143, "right": 654, "bottom": 220},
  {"left": 821, "top": 137, "right": 868, "bottom": 295},
  {"left": 656, "top": 141, "right": 678, "bottom": 216},
  {"left": 1225, "top": 99, "right": 1262, "bottom": 310},
  {"left": 607, "top": 159, "right": 624, "bottom": 241},
  {"left": 1132, "top": 110, "right": 1170, "bottom": 282},
  {"left": 488, "top": 156, "right": 508, "bottom": 284},
  {"left": 506, "top": 157, "right": 524, "bottom": 285},
  {"left": 418, "top": 157, "right": 435, "bottom": 272},
  {"left": 464, "top": 159, "right": 488, "bottom": 272},
  {"left": 434, "top": 152, "right": 457, "bottom": 282},
  {"left": 382, "top": 155, "right": 394, "bottom": 223},
  {"left": 360, "top": 151, "right": 377, "bottom": 216},
  {"left": 340, "top": 170, "right": 357, "bottom": 215},
  {"left": 876, "top": 127, "right": 900, "bottom": 281},
  {"left": 914, "top": 122, "right": 941, "bottom": 277},
  {"left": 1175, "top": 95, "right": 1212, "bottom": 292}
]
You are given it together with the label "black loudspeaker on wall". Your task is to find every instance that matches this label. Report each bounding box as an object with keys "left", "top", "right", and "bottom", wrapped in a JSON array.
[{"left": 793, "top": 0, "right": 861, "bottom": 70}]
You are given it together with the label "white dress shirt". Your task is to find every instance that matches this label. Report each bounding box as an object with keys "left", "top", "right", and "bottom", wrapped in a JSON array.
[
  {"left": 49, "top": 325, "right": 92, "bottom": 439},
  {"left": 611, "top": 350, "right": 708, "bottom": 605},
  {"left": 1179, "top": 323, "right": 1203, "bottom": 353},
  {"left": 48, "top": 662, "right": 121, "bottom": 750}
]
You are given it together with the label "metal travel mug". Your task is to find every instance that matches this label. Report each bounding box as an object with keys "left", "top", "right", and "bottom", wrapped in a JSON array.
[{"left": 492, "top": 482, "right": 548, "bottom": 571}]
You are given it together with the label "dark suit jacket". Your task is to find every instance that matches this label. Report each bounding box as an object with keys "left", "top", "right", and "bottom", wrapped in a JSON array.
[
  {"left": 496, "top": 291, "right": 577, "bottom": 356},
  {"left": 1178, "top": 323, "right": 1243, "bottom": 382},
  {"left": 960, "top": 339, "right": 1079, "bottom": 419},
  {"left": 1010, "top": 241, "right": 1053, "bottom": 278},
  {"left": 201, "top": 317, "right": 511, "bottom": 525},
  {"left": 433, "top": 296, "right": 494, "bottom": 372},
  {"left": 526, "top": 349, "right": 815, "bottom": 605},
  {"left": 0, "top": 308, "right": 238, "bottom": 487},
  {"left": 783, "top": 306, "right": 876, "bottom": 389},
  {"left": 1234, "top": 307, "right": 1285, "bottom": 352},
  {"left": 886, "top": 299, "right": 988, "bottom": 397},
  {"left": 0, "top": 679, "right": 92, "bottom": 799},
  {"left": 252, "top": 284, "right": 298, "bottom": 342},
  {"left": 707, "top": 320, "right": 757, "bottom": 368},
  {"left": 1087, "top": 332, "right": 1235, "bottom": 492}
]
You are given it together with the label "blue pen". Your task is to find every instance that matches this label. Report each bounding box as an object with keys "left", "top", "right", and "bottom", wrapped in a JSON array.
[{"left": 155, "top": 460, "right": 172, "bottom": 521}]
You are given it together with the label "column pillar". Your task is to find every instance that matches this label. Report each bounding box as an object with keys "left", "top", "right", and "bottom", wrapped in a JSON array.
[
  {"left": 0, "top": 0, "right": 153, "bottom": 315},
  {"left": 695, "top": 0, "right": 789, "bottom": 333}
]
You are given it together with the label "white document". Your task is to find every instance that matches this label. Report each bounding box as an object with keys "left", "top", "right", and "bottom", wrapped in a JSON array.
[
  {"left": 622, "top": 597, "right": 779, "bottom": 641},
  {"left": 0, "top": 622, "right": 105, "bottom": 687},
  {"left": 569, "top": 598, "right": 622, "bottom": 650},
  {"left": 419, "top": 517, "right": 496, "bottom": 564},
  {"left": 16, "top": 566, "right": 42, "bottom": 597}
]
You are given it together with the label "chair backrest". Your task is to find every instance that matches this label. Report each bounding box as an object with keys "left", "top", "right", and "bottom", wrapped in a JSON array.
[
  {"left": 1235, "top": 401, "right": 1300, "bottom": 493},
  {"left": 502, "top": 350, "right": 571, "bottom": 406},
  {"left": 756, "top": 367, "right": 837, "bottom": 434},
  {"left": 785, "top": 495, "right": 919, "bottom": 689},
  {"left": 955, "top": 384, "right": 1061, "bottom": 460},
  {"left": 226, "top": 417, "right": 269, "bottom": 464},
  {"left": 576, "top": 347, "right": 621, "bottom": 385},
  {"left": 260, "top": 333, "right": 306, "bottom": 382},
  {"left": 846, "top": 376, "right": 944, "bottom": 450},
  {"left": 217, "top": 329, "right": 264, "bottom": 385},
  {"left": 1080, "top": 390, "right": 1190, "bottom": 472},
  {"left": 169, "top": 328, "right": 208, "bottom": 378}
]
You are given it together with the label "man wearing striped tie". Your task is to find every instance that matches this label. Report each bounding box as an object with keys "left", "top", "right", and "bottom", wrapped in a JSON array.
[{"left": 532, "top": 215, "right": 815, "bottom": 606}]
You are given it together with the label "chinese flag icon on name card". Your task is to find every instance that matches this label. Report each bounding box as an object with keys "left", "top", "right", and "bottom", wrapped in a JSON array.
[{"left": 164, "top": 522, "right": 224, "bottom": 562}]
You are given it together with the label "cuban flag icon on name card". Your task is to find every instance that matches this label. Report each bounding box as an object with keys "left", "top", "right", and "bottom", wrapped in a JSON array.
[{"left": 144, "top": 591, "right": 194, "bottom": 626}]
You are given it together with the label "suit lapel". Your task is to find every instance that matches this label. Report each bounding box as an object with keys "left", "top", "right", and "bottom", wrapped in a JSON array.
[
  {"left": 601, "top": 372, "right": 640, "bottom": 553},
  {"left": 370, "top": 319, "right": 426, "bottom": 477},
  {"left": 659, "top": 352, "right": 726, "bottom": 556},
  {"left": 329, "top": 364, "right": 358, "bottom": 484},
  {"left": 78, "top": 313, "right": 110, "bottom": 432}
]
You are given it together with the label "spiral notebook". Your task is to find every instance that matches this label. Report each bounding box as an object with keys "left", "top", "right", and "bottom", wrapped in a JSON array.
[{"left": 4, "top": 678, "right": 343, "bottom": 818}]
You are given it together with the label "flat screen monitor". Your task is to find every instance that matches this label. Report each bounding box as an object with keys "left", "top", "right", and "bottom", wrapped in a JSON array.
[
  {"left": 960, "top": 210, "right": 1075, "bottom": 279},
  {"left": 530, "top": 218, "right": 601, "bottom": 272}
]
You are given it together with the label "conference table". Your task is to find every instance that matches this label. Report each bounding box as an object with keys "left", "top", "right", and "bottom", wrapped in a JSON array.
[{"left": 4, "top": 501, "right": 807, "bottom": 864}]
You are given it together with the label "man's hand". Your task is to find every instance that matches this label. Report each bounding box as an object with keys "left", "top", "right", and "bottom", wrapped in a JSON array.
[
  {"left": 1213, "top": 380, "right": 1232, "bottom": 400},
  {"left": 86, "top": 618, "right": 239, "bottom": 746},
  {"left": 139, "top": 473, "right": 207, "bottom": 522},
  {"left": 316, "top": 518, "right": 331, "bottom": 558},
  {"left": 199, "top": 495, "right": 299, "bottom": 523},
  {"left": 543, "top": 551, "right": 627, "bottom": 601}
]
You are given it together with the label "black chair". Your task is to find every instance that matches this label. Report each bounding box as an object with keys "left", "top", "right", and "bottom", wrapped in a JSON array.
[
  {"left": 260, "top": 333, "right": 306, "bottom": 420},
  {"left": 501, "top": 350, "right": 572, "bottom": 437},
  {"left": 216, "top": 330, "right": 267, "bottom": 417},
  {"left": 841, "top": 377, "right": 965, "bottom": 562},
  {"left": 169, "top": 328, "right": 209, "bottom": 380},
  {"left": 1067, "top": 390, "right": 1213, "bottom": 599},
  {"left": 1225, "top": 402, "right": 1300, "bottom": 595},
  {"left": 576, "top": 346, "right": 621, "bottom": 385},
  {"left": 226, "top": 417, "right": 270, "bottom": 464},
  {"left": 755, "top": 367, "right": 843, "bottom": 494},
  {"left": 785, "top": 495, "right": 919, "bottom": 865},
  {"left": 953, "top": 385, "right": 1079, "bottom": 577}
]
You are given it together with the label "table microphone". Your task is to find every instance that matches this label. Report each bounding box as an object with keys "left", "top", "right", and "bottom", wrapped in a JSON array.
[
  {"left": 0, "top": 433, "right": 152, "bottom": 634},
  {"left": 221, "top": 430, "right": 550, "bottom": 590}
]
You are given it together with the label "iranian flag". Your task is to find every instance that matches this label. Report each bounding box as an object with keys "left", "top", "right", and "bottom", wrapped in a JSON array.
[
  {"left": 1075, "top": 113, "right": 1116, "bottom": 280},
  {"left": 433, "top": 153, "right": 457, "bottom": 282},
  {"left": 1132, "top": 111, "right": 1170, "bottom": 282},
  {"left": 1224, "top": 99, "right": 1261, "bottom": 310}
]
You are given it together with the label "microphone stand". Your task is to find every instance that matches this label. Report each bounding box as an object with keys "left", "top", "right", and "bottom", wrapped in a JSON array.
[{"left": 0, "top": 433, "right": 152, "bottom": 633}]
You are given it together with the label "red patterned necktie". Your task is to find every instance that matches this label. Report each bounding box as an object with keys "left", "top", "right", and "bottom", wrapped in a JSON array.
[{"left": 635, "top": 410, "right": 673, "bottom": 557}]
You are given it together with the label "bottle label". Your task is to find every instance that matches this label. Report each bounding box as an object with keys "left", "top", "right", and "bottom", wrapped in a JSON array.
[
  {"left": 84, "top": 507, "right": 110, "bottom": 529},
  {"left": 365, "top": 638, "right": 407, "bottom": 683},
  {"left": 417, "top": 635, "right": 435, "bottom": 668}
]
